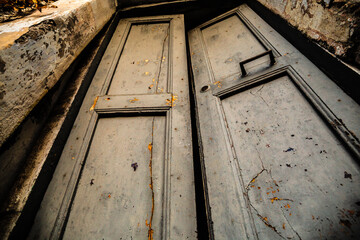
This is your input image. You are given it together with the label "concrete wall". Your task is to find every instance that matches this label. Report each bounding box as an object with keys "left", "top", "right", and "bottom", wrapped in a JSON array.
[
  {"left": 0, "top": 0, "right": 117, "bottom": 149},
  {"left": 0, "top": 1, "right": 117, "bottom": 238},
  {"left": 118, "top": 0, "right": 195, "bottom": 8},
  {"left": 255, "top": 0, "right": 360, "bottom": 66}
]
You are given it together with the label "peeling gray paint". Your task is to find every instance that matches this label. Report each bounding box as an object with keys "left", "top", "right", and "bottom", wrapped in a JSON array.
[
  {"left": 256, "top": 0, "right": 360, "bottom": 65},
  {"left": 0, "top": 0, "right": 116, "bottom": 148}
]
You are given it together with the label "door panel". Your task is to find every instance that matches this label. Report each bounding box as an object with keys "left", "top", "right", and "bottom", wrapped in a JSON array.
[
  {"left": 189, "top": 4, "right": 360, "bottom": 240},
  {"left": 64, "top": 116, "right": 165, "bottom": 239},
  {"left": 201, "top": 15, "right": 266, "bottom": 80},
  {"left": 29, "top": 15, "right": 196, "bottom": 240},
  {"left": 108, "top": 23, "right": 169, "bottom": 95},
  {"left": 222, "top": 75, "right": 358, "bottom": 239}
]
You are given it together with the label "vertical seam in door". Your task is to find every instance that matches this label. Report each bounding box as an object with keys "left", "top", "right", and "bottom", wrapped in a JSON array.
[
  {"left": 147, "top": 125, "right": 155, "bottom": 240},
  {"left": 155, "top": 24, "right": 170, "bottom": 94},
  {"left": 146, "top": 24, "right": 170, "bottom": 240},
  {"left": 196, "top": 26, "right": 259, "bottom": 239}
]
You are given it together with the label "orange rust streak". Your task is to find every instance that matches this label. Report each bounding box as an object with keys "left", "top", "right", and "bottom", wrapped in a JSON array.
[
  {"left": 89, "top": 96, "right": 99, "bottom": 111},
  {"left": 147, "top": 141, "right": 154, "bottom": 240}
]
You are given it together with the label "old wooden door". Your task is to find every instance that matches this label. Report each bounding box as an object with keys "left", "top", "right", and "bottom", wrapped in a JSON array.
[
  {"left": 189, "top": 4, "right": 360, "bottom": 240},
  {"left": 29, "top": 15, "right": 196, "bottom": 240}
]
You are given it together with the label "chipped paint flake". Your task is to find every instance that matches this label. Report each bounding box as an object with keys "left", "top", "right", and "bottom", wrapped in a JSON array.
[
  {"left": 213, "top": 81, "right": 222, "bottom": 88},
  {"left": 166, "top": 95, "right": 178, "bottom": 107},
  {"left": 129, "top": 97, "right": 139, "bottom": 103}
]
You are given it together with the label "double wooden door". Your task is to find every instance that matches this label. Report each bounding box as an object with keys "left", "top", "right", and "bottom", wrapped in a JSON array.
[
  {"left": 29, "top": 4, "right": 360, "bottom": 240},
  {"left": 29, "top": 15, "right": 196, "bottom": 240}
]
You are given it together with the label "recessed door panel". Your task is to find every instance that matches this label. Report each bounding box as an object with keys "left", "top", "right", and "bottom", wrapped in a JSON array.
[
  {"left": 201, "top": 15, "right": 266, "bottom": 81},
  {"left": 222, "top": 75, "right": 360, "bottom": 239},
  {"left": 64, "top": 116, "right": 165, "bottom": 239},
  {"left": 108, "top": 23, "right": 169, "bottom": 95}
]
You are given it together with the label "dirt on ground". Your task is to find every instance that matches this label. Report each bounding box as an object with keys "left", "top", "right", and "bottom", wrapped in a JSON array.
[{"left": 0, "top": 0, "right": 58, "bottom": 23}]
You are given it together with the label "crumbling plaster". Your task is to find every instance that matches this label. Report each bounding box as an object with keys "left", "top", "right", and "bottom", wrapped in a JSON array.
[
  {"left": 256, "top": 0, "right": 360, "bottom": 65},
  {"left": 0, "top": 0, "right": 116, "bottom": 148}
]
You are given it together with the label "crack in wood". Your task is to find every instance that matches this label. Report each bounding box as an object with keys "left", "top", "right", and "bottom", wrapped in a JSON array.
[
  {"left": 250, "top": 86, "right": 269, "bottom": 107},
  {"left": 250, "top": 203, "right": 286, "bottom": 240},
  {"left": 279, "top": 205, "right": 302, "bottom": 240},
  {"left": 154, "top": 25, "right": 169, "bottom": 94},
  {"left": 146, "top": 140, "right": 154, "bottom": 240},
  {"left": 247, "top": 164, "right": 300, "bottom": 239},
  {"left": 246, "top": 168, "right": 267, "bottom": 190},
  {"left": 146, "top": 25, "right": 170, "bottom": 240},
  {"left": 254, "top": 147, "right": 266, "bottom": 170},
  {"left": 269, "top": 197, "right": 294, "bottom": 203}
]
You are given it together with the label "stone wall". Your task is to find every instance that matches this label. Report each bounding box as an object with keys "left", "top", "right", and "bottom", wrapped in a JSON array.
[
  {"left": 255, "top": 0, "right": 360, "bottom": 66},
  {"left": 0, "top": 0, "right": 117, "bottom": 149}
]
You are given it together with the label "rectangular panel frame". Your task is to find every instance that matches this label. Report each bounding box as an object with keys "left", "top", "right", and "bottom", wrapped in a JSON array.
[{"left": 103, "top": 17, "right": 174, "bottom": 95}]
